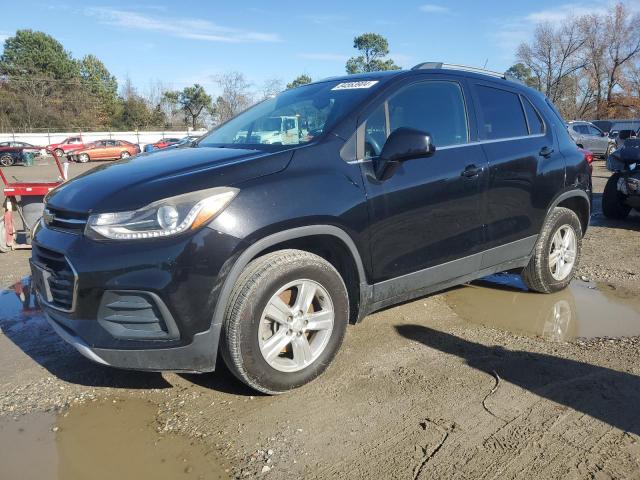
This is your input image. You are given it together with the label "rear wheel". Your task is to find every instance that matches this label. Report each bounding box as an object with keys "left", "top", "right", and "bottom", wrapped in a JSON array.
[
  {"left": 78, "top": 153, "right": 90, "bottom": 163},
  {"left": 53, "top": 148, "right": 64, "bottom": 158},
  {"left": 221, "top": 249, "right": 349, "bottom": 394},
  {"left": 522, "top": 207, "right": 582, "bottom": 293},
  {"left": 602, "top": 173, "right": 631, "bottom": 219},
  {"left": 0, "top": 154, "right": 15, "bottom": 167}
]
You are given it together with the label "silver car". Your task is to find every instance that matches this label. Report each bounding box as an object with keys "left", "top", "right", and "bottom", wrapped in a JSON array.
[{"left": 567, "top": 121, "right": 615, "bottom": 157}]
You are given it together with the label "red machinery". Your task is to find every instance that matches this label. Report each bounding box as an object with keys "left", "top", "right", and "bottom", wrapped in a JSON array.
[{"left": 1, "top": 153, "right": 67, "bottom": 252}]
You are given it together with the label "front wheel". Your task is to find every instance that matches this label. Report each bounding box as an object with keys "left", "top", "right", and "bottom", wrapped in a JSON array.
[
  {"left": 78, "top": 153, "right": 90, "bottom": 163},
  {"left": 120, "top": 151, "right": 131, "bottom": 159},
  {"left": 602, "top": 173, "right": 631, "bottom": 219},
  {"left": 522, "top": 207, "right": 582, "bottom": 293},
  {"left": 221, "top": 250, "right": 349, "bottom": 394},
  {"left": 53, "top": 149, "right": 64, "bottom": 158}
]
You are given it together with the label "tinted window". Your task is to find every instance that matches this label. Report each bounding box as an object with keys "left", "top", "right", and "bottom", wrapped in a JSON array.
[
  {"left": 574, "top": 125, "right": 588, "bottom": 134},
  {"left": 388, "top": 82, "right": 468, "bottom": 147},
  {"left": 521, "top": 96, "right": 544, "bottom": 135},
  {"left": 0, "top": 142, "right": 8, "bottom": 147},
  {"left": 476, "top": 85, "right": 528, "bottom": 140}
]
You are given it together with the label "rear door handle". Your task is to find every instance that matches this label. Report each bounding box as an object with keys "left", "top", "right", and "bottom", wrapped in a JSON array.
[
  {"left": 539, "top": 146, "right": 554, "bottom": 158},
  {"left": 461, "top": 164, "right": 481, "bottom": 178}
]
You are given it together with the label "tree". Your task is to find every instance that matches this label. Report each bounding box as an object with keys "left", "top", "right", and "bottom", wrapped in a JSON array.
[
  {"left": 211, "top": 72, "right": 253, "bottom": 124},
  {"left": 79, "top": 54, "right": 119, "bottom": 126},
  {"left": 260, "top": 78, "right": 284, "bottom": 99},
  {"left": 164, "top": 84, "right": 212, "bottom": 129},
  {"left": 345, "top": 33, "right": 400, "bottom": 74},
  {"left": 0, "top": 29, "right": 78, "bottom": 79},
  {"left": 505, "top": 63, "right": 538, "bottom": 88},
  {"left": 517, "top": 20, "right": 586, "bottom": 103},
  {"left": 286, "top": 74, "right": 312, "bottom": 89}
]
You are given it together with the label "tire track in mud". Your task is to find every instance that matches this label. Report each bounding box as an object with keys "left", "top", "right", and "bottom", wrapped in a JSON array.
[{"left": 412, "top": 418, "right": 452, "bottom": 480}]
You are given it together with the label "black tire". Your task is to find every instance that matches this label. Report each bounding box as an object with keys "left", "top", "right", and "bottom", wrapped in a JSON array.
[
  {"left": 220, "top": 249, "right": 349, "bottom": 394},
  {"left": 0, "top": 154, "right": 15, "bottom": 167},
  {"left": 120, "top": 151, "right": 131, "bottom": 159},
  {"left": 78, "top": 153, "right": 90, "bottom": 163},
  {"left": 53, "top": 149, "right": 64, "bottom": 158},
  {"left": 522, "top": 207, "right": 582, "bottom": 293},
  {"left": 602, "top": 173, "right": 631, "bottom": 219},
  {"left": 0, "top": 219, "right": 11, "bottom": 253}
]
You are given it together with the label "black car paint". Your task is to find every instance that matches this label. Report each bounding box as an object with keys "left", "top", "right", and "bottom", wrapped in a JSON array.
[{"left": 32, "top": 68, "right": 591, "bottom": 372}]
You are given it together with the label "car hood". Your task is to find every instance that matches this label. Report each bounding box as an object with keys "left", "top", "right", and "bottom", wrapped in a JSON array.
[{"left": 46, "top": 146, "right": 293, "bottom": 213}]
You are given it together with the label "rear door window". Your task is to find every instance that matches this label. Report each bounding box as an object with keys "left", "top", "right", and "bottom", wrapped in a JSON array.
[{"left": 475, "top": 85, "right": 528, "bottom": 140}]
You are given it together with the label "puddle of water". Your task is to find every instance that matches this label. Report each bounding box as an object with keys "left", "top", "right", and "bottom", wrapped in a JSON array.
[
  {"left": 0, "top": 398, "right": 230, "bottom": 480},
  {"left": 444, "top": 274, "right": 640, "bottom": 342}
]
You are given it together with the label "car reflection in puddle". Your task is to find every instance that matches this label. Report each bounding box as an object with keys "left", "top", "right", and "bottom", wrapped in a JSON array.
[{"left": 445, "top": 274, "right": 640, "bottom": 342}]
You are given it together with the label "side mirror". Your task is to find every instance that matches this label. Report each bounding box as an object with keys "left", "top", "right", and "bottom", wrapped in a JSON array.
[
  {"left": 375, "top": 128, "right": 435, "bottom": 180},
  {"left": 379, "top": 127, "right": 435, "bottom": 163}
]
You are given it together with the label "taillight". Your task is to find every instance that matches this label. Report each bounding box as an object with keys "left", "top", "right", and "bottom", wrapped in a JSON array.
[{"left": 579, "top": 148, "right": 593, "bottom": 172}]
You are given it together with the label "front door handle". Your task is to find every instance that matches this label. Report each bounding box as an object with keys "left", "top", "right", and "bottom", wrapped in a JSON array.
[
  {"left": 461, "top": 164, "right": 481, "bottom": 178},
  {"left": 539, "top": 146, "right": 554, "bottom": 158}
]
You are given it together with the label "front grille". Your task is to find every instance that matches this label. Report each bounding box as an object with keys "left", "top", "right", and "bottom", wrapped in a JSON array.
[
  {"left": 43, "top": 207, "right": 87, "bottom": 234},
  {"left": 32, "top": 244, "right": 76, "bottom": 311}
]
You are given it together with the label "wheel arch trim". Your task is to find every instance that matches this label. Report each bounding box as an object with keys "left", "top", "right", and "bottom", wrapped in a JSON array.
[{"left": 211, "top": 225, "right": 367, "bottom": 330}]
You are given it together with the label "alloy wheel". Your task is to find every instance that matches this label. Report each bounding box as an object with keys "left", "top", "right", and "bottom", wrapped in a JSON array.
[
  {"left": 258, "top": 279, "right": 334, "bottom": 373},
  {"left": 548, "top": 225, "right": 577, "bottom": 281}
]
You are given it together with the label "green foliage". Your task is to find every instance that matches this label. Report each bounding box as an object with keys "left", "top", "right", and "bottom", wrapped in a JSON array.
[
  {"left": 286, "top": 74, "right": 312, "bottom": 89},
  {"left": 163, "top": 84, "right": 212, "bottom": 129},
  {"left": 505, "top": 63, "right": 538, "bottom": 89},
  {"left": 0, "top": 29, "right": 79, "bottom": 79},
  {"left": 346, "top": 33, "right": 400, "bottom": 74}
]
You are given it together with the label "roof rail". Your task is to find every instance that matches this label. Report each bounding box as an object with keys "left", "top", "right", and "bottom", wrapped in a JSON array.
[{"left": 411, "top": 62, "right": 522, "bottom": 84}]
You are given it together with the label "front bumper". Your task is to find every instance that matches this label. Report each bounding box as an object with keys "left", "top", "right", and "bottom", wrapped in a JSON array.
[{"left": 31, "top": 220, "right": 242, "bottom": 372}]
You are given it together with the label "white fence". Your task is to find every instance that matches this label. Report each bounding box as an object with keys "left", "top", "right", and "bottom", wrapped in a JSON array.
[{"left": 0, "top": 129, "right": 208, "bottom": 150}]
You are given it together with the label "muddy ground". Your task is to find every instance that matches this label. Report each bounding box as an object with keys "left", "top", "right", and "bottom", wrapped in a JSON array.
[{"left": 1, "top": 158, "right": 639, "bottom": 479}]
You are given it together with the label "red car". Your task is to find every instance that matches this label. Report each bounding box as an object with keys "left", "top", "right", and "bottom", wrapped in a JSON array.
[
  {"left": 152, "top": 137, "right": 181, "bottom": 150},
  {"left": 46, "top": 136, "right": 85, "bottom": 157}
]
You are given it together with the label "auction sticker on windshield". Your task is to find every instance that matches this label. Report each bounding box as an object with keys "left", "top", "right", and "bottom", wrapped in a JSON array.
[{"left": 331, "top": 81, "right": 379, "bottom": 90}]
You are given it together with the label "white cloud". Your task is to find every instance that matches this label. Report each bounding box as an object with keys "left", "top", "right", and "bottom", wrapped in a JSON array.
[
  {"left": 0, "top": 33, "right": 8, "bottom": 43},
  {"left": 297, "top": 53, "right": 349, "bottom": 62},
  {"left": 85, "top": 7, "right": 281, "bottom": 43},
  {"left": 419, "top": 4, "right": 451, "bottom": 14}
]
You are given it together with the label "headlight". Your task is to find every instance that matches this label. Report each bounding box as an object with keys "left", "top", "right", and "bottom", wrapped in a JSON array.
[{"left": 85, "top": 187, "right": 238, "bottom": 240}]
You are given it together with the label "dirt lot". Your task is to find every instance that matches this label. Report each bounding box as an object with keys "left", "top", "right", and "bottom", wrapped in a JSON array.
[{"left": 1, "top": 158, "right": 639, "bottom": 479}]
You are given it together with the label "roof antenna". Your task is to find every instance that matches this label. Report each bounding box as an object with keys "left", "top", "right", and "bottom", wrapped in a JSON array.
[{"left": 483, "top": 58, "right": 489, "bottom": 69}]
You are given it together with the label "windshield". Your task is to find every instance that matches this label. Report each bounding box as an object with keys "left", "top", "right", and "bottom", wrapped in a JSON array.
[{"left": 198, "top": 80, "right": 381, "bottom": 148}]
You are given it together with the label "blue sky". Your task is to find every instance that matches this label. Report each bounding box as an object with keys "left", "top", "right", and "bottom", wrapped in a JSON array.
[{"left": 0, "top": 0, "right": 633, "bottom": 96}]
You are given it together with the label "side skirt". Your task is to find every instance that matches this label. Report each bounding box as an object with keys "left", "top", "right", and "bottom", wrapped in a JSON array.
[{"left": 359, "top": 235, "right": 537, "bottom": 318}]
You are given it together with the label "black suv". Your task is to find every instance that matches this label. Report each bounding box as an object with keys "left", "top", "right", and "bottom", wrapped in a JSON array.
[{"left": 31, "top": 63, "right": 591, "bottom": 394}]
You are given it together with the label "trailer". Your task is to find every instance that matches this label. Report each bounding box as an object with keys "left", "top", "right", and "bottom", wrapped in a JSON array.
[{"left": 1, "top": 153, "right": 67, "bottom": 252}]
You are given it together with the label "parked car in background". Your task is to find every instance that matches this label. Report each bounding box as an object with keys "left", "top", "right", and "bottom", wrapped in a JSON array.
[
  {"left": 66, "top": 139, "right": 140, "bottom": 163},
  {"left": 610, "top": 129, "right": 637, "bottom": 149},
  {"left": 145, "top": 135, "right": 201, "bottom": 154},
  {"left": 567, "top": 121, "right": 615, "bottom": 157},
  {"left": 144, "top": 137, "right": 182, "bottom": 152},
  {"left": 46, "top": 136, "right": 85, "bottom": 157},
  {"left": 0, "top": 143, "right": 46, "bottom": 166},
  {"left": 592, "top": 119, "right": 640, "bottom": 135}
]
